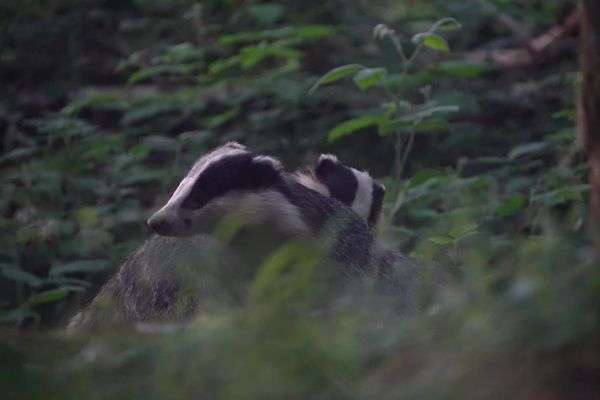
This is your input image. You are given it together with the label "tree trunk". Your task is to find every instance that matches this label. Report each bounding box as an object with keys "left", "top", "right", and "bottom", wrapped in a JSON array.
[{"left": 579, "top": 1, "right": 600, "bottom": 224}]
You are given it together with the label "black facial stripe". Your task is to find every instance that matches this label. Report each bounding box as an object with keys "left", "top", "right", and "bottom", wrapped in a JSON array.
[
  {"left": 368, "top": 182, "right": 385, "bottom": 227},
  {"left": 315, "top": 159, "right": 357, "bottom": 206},
  {"left": 181, "top": 153, "right": 279, "bottom": 210}
]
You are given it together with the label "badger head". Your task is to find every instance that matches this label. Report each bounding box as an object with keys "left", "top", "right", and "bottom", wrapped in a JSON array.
[
  {"left": 313, "top": 154, "right": 386, "bottom": 228},
  {"left": 147, "top": 142, "right": 285, "bottom": 237}
]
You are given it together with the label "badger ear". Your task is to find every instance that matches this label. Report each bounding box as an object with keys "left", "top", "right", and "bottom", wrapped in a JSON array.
[
  {"left": 375, "top": 180, "right": 386, "bottom": 194},
  {"left": 314, "top": 154, "right": 340, "bottom": 180},
  {"left": 250, "top": 155, "right": 283, "bottom": 186},
  {"left": 223, "top": 141, "right": 246, "bottom": 150}
]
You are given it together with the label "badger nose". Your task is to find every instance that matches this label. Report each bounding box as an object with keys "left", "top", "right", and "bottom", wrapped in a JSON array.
[{"left": 147, "top": 215, "right": 174, "bottom": 235}]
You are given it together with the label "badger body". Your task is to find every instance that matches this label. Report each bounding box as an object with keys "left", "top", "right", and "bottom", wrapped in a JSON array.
[{"left": 69, "top": 144, "right": 383, "bottom": 330}]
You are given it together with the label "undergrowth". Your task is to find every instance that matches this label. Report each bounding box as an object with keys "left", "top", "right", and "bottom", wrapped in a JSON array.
[{"left": 1, "top": 0, "right": 598, "bottom": 398}]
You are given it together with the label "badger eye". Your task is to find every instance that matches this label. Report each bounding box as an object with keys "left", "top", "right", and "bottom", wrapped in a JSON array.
[{"left": 181, "top": 190, "right": 210, "bottom": 210}]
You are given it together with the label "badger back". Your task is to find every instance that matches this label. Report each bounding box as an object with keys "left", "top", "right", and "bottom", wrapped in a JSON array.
[{"left": 147, "top": 142, "right": 288, "bottom": 237}]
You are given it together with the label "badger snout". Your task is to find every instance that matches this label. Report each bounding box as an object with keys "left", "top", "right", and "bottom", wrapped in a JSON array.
[{"left": 147, "top": 211, "right": 191, "bottom": 237}]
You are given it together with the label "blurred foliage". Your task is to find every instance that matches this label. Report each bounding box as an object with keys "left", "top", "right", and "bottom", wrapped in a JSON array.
[{"left": 1, "top": 0, "right": 598, "bottom": 398}]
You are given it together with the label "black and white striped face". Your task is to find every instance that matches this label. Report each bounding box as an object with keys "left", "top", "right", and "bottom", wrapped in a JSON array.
[
  {"left": 147, "top": 142, "right": 284, "bottom": 237},
  {"left": 308, "top": 154, "right": 385, "bottom": 228}
]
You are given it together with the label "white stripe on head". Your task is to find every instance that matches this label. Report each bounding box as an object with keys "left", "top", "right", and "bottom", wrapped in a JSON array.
[
  {"left": 166, "top": 143, "right": 250, "bottom": 208},
  {"left": 350, "top": 168, "right": 374, "bottom": 220}
]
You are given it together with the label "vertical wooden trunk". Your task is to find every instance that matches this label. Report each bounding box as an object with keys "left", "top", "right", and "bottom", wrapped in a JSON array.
[{"left": 580, "top": 1, "right": 600, "bottom": 224}]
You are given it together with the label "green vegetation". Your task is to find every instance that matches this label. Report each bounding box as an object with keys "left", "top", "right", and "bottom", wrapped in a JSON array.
[{"left": 1, "top": 0, "right": 598, "bottom": 398}]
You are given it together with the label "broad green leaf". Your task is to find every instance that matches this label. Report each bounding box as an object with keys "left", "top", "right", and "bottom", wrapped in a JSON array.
[
  {"left": 23, "top": 288, "right": 70, "bottom": 308},
  {"left": 423, "top": 34, "right": 450, "bottom": 53},
  {"left": 287, "top": 25, "right": 334, "bottom": 39},
  {"left": 412, "top": 33, "right": 450, "bottom": 53},
  {"left": 432, "top": 17, "right": 462, "bottom": 31},
  {"left": 531, "top": 185, "right": 592, "bottom": 205},
  {"left": 449, "top": 222, "right": 478, "bottom": 239},
  {"left": 0, "top": 309, "right": 37, "bottom": 324},
  {"left": 122, "top": 100, "right": 182, "bottom": 125},
  {"left": 497, "top": 195, "right": 526, "bottom": 217},
  {"left": 61, "top": 94, "right": 126, "bottom": 115},
  {"left": 309, "top": 64, "right": 364, "bottom": 94},
  {"left": 353, "top": 67, "right": 388, "bottom": 91},
  {"left": 382, "top": 106, "right": 459, "bottom": 135},
  {"left": 552, "top": 109, "right": 577, "bottom": 122},
  {"left": 414, "top": 119, "right": 450, "bottom": 131},
  {"left": 1, "top": 268, "right": 42, "bottom": 287},
  {"left": 219, "top": 25, "right": 333, "bottom": 45},
  {"left": 128, "top": 65, "right": 173, "bottom": 85},
  {"left": 49, "top": 259, "right": 110, "bottom": 277},
  {"left": 428, "top": 236, "right": 454, "bottom": 245},
  {"left": 248, "top": 3, "right": 284, "bottom": 25},
  {"left": 44, "top": 276, "right": 91, "bottom": 287},
  {"left": 328, "top": 115, "right": 384, "bottom": 142},
  {"left": 409, "top": 169, "right": 448, "bottom": 187},
  {"left": 204, "top": 107, "right": 240, "bottom": 129}
]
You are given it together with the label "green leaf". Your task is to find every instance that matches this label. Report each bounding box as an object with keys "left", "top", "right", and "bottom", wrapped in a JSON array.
[
  {"left": 328, "top": 115, "right": 384, "bottom": 142},
  {"left": 507, "top": 142, "right": 548, "bottom": 161},
  {"left": 204, "top": 107, "right": 239, "bottom": 129},
  {"left": 128, "top": 65, "right": 173, "bottom": 85},
  {"left": 75, "top": 207, "right": 99, "bottom": 229},
  {"left": 0, "top": 148, "right": 38, "bottom": 165},
  {"left": 23, "top": 288, "right": 70, "bottom": 308},
  {"left": 449, "top": 223, "right": 478, "bottom": 239},
  {"left": 49, "top": 259, "right": 110, "bottom": 277},
  {"left": 531, "top": 185, "right": 591, "bottom": 206},
  {"left": 423, "top": 34, "right": 450, "bottom": 53},
  {"left": 2, "top": 268, "right": 43, "bottom": 287},
  {"left": 412, "top": 33, "right": 450, "bottom": 53},
  {"left": 497, "top": 195, "right": 526, "bottom": 217},
  {"left": 248, "top": 3, "right": 284, "bottom": 25},
  {"left": 0, "top": 309, "right": 37, "bottom": 324},
  {"left": 552, "top": 109, "right": 577, "bottom": 122},
  {"left": 414, "top": 119, "right": 450, "bottom": 132},
  {"left": 428, "top": 236, "right": 454, "bottom": 245},
  {"left": 309, "top": 64, "right": 364, "bottom": 94},
  {"left": 409, "top": 169, "right": 448, "bottom": 187},
  {"left": 432, "top": 17, "right": 462, "bottom": 31},
  {"left": 219, "top": 25, "right": 334, "bottom": 45},
  {"left": 352, "top": 67, "right": 388, "bottom": 91}
]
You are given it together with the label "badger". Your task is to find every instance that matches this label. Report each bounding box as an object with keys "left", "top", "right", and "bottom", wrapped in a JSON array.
[
  {"left": 146, "top": 142, "right": 374, "bottom": 270},
  {"left": 69, "top": 143, "right": 389, "bottom": 330},
  {"left": 294, "top": 154, "right": 386, "bottom": 229}
]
